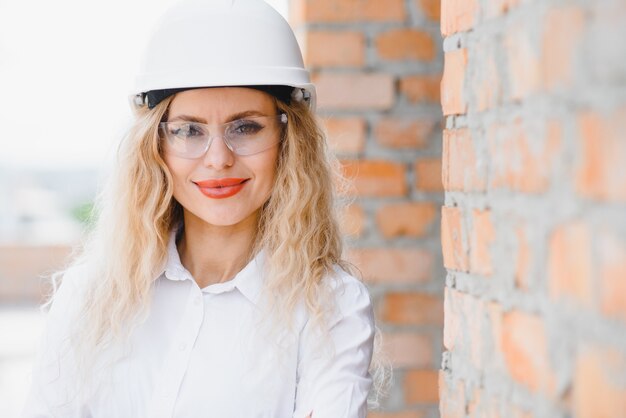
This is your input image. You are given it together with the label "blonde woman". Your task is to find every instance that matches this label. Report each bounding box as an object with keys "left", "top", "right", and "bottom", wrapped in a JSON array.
[{"left": 22, "top": 1, "right": 387, "bottom": 417}]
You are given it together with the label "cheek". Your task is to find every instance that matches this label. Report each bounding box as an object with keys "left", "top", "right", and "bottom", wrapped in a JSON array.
[
  {"left": 164, "top": 156, "right": 191, "bottom": 189},
  {"left": 255, "top": 150, "right": 279, "bottom": 192}
]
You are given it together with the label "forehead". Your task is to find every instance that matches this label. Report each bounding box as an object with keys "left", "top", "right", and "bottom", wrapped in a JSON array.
[{"left": 168, "top": 87, "right": 276, "bottom": 121}]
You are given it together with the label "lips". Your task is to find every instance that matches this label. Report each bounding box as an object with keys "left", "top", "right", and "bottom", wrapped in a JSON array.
[{"left": 194, "top": 178, "right": 249, "bottom": 199}]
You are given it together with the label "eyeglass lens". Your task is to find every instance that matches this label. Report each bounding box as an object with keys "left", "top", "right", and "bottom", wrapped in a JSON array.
[{"left": 159, "top": 114, "right": 286, "bottom": 158}]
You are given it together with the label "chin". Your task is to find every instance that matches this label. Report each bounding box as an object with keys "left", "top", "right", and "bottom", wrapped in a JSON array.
[
  {"left": 186, "top": 206, "right": 257, "bottom": 228},
  {"left": 202, "top": 217, "right": 246, "bottom": 227}
]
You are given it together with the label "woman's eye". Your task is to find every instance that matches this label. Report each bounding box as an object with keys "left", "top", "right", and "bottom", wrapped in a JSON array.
[
  {"left": 230, "top": 121, "right": 263, "bottom": 136},
  {"left": 172, "top": 124, "right": 203, "bottom": 138}
]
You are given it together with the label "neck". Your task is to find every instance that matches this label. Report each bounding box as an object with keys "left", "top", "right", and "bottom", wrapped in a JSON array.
[{"left": 177, "top": 211, "right": 258, "bottom": 289}]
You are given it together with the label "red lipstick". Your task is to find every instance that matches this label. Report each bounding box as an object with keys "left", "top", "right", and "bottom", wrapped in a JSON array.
[{"left": 194, "top": 178, "right": 249, "bottom": 199}]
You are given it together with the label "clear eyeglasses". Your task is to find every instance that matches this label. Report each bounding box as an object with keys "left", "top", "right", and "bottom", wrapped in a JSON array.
[{"left": 159, "top": 113, "right": 288, "bottom": 158}]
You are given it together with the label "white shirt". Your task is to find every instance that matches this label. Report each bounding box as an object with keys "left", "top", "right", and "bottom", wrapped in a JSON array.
[{"left": 21, "top": 229, "right": 375, "bottom": 418}]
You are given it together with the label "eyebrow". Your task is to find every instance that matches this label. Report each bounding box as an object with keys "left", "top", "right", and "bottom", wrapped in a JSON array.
[{"left": 167, "top": 110, "right": 267, "bottom": 123}]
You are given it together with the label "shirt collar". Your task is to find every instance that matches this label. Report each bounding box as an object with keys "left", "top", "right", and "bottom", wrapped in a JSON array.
[{"left": 161, "top": 225, "right": 265, "bottom": 307}]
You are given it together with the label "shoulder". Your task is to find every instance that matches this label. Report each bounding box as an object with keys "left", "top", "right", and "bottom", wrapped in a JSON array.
[
  {"left": 290, "top": 264, "right": 374, "bottom": 335},
  {"left": 328, "top": 265, "right": 371, "bottom": 301},
  {"left": 323, "top": 266, "right": 374, "bottom": 327},
  {"left": 52, "top": 263, "right": 91, "bottom": 300},
  {"left": 44, "top": 263, "right": 91, "bottom": 324}
]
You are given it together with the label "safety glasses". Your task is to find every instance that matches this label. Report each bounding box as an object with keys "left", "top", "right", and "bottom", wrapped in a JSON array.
[{"left": 159, "top": 113, "right": 287, "bottom": 158}]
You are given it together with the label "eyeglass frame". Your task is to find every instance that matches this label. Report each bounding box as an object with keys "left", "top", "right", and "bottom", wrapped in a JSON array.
[{"left": 158, "top": 113, "right": 288, "bottom": 158}]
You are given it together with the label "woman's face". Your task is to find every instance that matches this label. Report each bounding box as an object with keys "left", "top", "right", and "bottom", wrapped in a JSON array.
[{"left": 163, "top": 87, "right": 280, "bottom": 228}]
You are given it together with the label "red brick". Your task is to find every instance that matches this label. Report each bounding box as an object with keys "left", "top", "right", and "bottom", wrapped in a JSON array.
[
  {"left": 441, "top": 0, "right": 478, "bottom": 35},
  {"left": 340, "top": 204, "right": 365, "bottom": 237},
  {"left": 375, "top": 118, "right": 435, "bottom": 149},
  {"left": 442, "top": 129, "right": 486, "bottom": 192},
  {"left": 575, "top": 109, "right": 626, "bottom": 202},
  {"left": 466, "top": 387, "right": 484, "bottom": 417},
  {"left": 501, "top": 310, "right": 558, "bottom": 395},
  {"left": 445, "top": 289, "right": 493, "bottom": 370},
  {"left": 470, "top": 46, "right": 501, "bottom": 110},
  {"left": 438, "top": 372, "right": 465, "bottom": 418},
  {"left": 597, "top": 228, "right": 626, "bottom": 321},
  {"left": 400, "top": 75, "right": 441, "bottom": 104},
  {"left": 418, "top": 0, "right": 441, "bottom": 22},
  {"left": 489, "top": 328, "right": 561, "bottom": 418},
  {"left": 487, "top": 119, "right": 562, "bottom": 193},
  {"left": 541, "top": 7, "right": 586, "bottom": 90},
  {"left": 291, "top": 0, "right": 407, "bottom": 24},
  {"left": 507, "top": 404, "right": 534, "bottom": 418},
  {"left": 383, "top": 332, "right": 433, "bottom": 368},
  {"left": 376, "top": 202, "right": 437, "bottom": 238},
  {"left": 486, "top": 301, "right": 505, "bottom": 369},
  {"left": 347, "top": 248, "right": 433, "bottom": 284},
  {"left": 515, "top": 224, "right": 531, "bottom": 291},
  {"left": 441, "top": 49, "right": 468, "bottom": 115},
  {"left": 289, "top": 0, "right": 307, "bottom": 27},
  {"left": 415, "top": 158, "right": 443, "bottom": 192},
  {"left": 573, "top": 345, "right": 626, "bottom": 418},
  {"left": 324, "top": 117, "right": 366, "bottom": 155},
  {"left": 380, "top": 292, "right": 443, "bottom": 326},
  {"left": 467, "top": 387, "right": 504, "bottom": 418},
  {"left": 463, "top": 292, "right": 487, "bottom": 369},
  {"left": 376, "top": 29, "right": 436, "bottom": 61},
  {"left": 341, "top": 160, "right": 407, "bottom": 197},
  {"left": 483, "top": 0, "right": 521, "bottom": 18},
  {"left": 441, "top": 206, "right": 469, "bottom": 272},
  {"left": 586, "top": 2, "right": 626, "bottom": 79},
  {"left": 547, "top": 220, "right": 594, "bottom": 308},
  {"left": 313, "top": 72, "right": 395, "bottom": 110},
  {"left": 504, "top": 22, "right": 541, "bottom": 100},
  {"left": 443, "top": 288, "right": 462, "bottom": 350},
  {"left": 404, "top": 369, "right": 440, "bottom": 404},
  {"left": 305, "top": 31, "right": 365, "bottom": 67},
  {"left": 470, "top": 209, "right": 495, "bottom": 276}
]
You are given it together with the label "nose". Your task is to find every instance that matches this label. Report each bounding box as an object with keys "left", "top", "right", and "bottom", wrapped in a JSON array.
[{"left": 202, "top": 134, "right": 235, "bottom": 169}]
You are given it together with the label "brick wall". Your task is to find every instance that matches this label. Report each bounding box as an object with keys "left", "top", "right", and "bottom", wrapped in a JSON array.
[
  {"left": 439, "top": 1, "right": 626, "bottom": 417},
  {"left": 290, "top": 1, "right": 445, "bottom": 416}
]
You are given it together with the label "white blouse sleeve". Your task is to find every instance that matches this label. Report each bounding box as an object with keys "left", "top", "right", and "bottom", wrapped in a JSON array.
[
  {"left": 292, "top": 273, "right": 375, "bottom": 418},
  {"left": 20, "top": 266, "right": 90, "bottom": 418}
]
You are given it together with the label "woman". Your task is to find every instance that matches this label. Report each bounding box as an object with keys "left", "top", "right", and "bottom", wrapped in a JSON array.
[{"left": 22, "top": 0, "right": 386, "bottom": 417}]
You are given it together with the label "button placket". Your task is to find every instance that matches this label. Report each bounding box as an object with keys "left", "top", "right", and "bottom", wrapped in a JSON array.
[{"left": 149, "top": 283, "right": 206, "bottom": 418}]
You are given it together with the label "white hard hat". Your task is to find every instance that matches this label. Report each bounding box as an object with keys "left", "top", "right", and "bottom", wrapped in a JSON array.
[{"left": 129, "top": 0, "right": 316, "bottom": 111}]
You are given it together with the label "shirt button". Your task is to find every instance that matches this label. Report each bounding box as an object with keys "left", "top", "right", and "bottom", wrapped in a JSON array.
[
  {"left": 194, "top": 296, "right": 202, "bottom": 306},
  {"left": 179, "top": 343, "right": 187, "bottom": 351}
]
